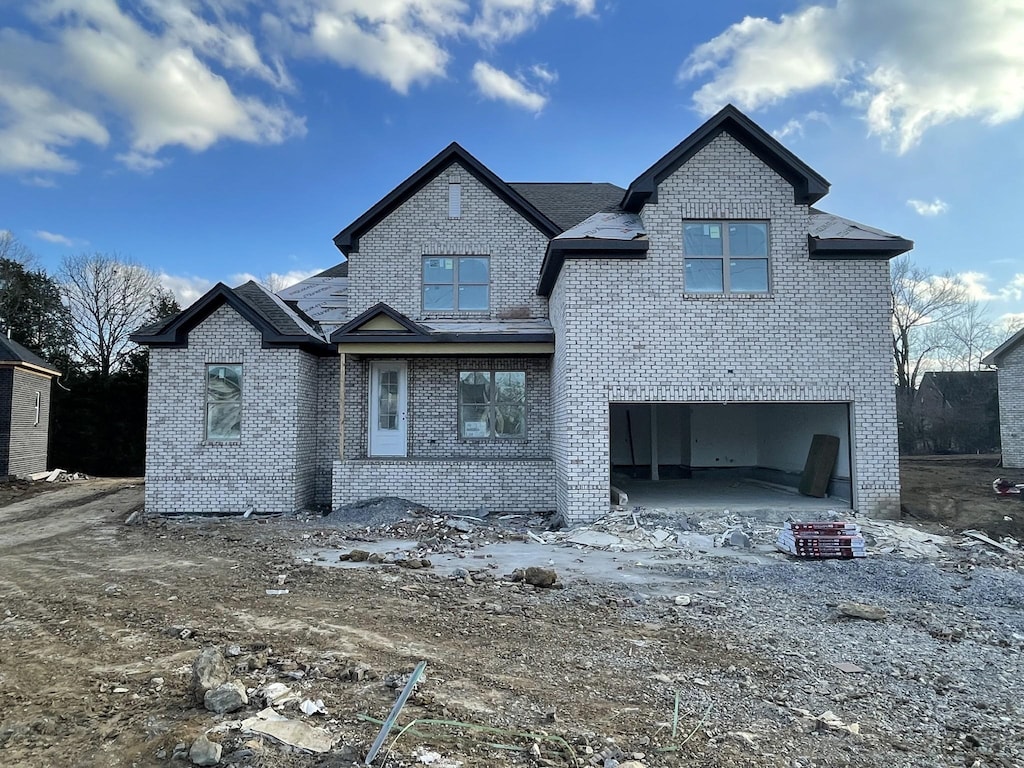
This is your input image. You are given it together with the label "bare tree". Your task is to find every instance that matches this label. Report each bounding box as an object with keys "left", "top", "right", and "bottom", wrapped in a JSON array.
[
  {"left": 891, "top": 256, "right": 969, "bottom": 392},
  {"left": 0, "top": 230, "right": 36, "bottom": 266},
  {"left": 60, "top": 253, "right": 160, "bottom": 377},
  {"left": 926, "top": 297, "right": 998, "bottom": 371}
]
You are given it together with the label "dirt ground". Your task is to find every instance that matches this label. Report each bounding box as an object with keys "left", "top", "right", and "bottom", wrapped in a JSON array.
[{"left": 0, "top": 460, "right": 1021, "bottom": 768}]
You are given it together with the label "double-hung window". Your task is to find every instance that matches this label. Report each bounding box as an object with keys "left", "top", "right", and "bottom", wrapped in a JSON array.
[
  {"left": 458, "top": 370, "right": 526, "bottom": 439},
  {"left": 423, "top": 256, "right": 489, "bottom": 311},
  {"left": 683, "top": 221, "right": 769, "bottom": 293},
  {"left": 206, "top": 364, "right": 242, "bottom": 441}
]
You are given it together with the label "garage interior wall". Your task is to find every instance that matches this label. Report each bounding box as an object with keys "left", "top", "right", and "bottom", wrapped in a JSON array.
[{"left": 610, "top": 402, "right": 851, "bottom": 498}]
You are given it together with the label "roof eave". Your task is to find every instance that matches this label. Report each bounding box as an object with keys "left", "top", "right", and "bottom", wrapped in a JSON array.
[
  {"left": 808, "top": 235, "right": 914, "bottom": 260},
  {"left": 536, "top": 239, "right": 650, "bottom": 297}
]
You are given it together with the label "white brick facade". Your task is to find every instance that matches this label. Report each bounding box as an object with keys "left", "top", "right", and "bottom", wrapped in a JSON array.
[
  {"left": 549, "top": 133, "right": 899, "bottom": 522},
  {"left": 145, "top": 305, "right": 327, "bottom": 514},
  {"left": 996, "top": 346, "right": 1024, "bottom": 467}
]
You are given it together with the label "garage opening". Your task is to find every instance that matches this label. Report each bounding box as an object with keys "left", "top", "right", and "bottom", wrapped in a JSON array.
[{"left": 609, "top": 402, "right": 852, "bottom": 512}]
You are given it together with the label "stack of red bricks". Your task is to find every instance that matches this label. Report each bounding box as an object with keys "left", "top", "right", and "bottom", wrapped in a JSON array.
[{"left": 776, "top": 520, "right": 866, "bottom": 559}]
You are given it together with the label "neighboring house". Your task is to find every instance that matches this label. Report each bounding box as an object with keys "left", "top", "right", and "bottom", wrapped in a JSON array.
[
  {"left": 983, "top": 332, "right": 1024, "bottom": 466},
  {"left": 0, "top": 335, "right": 61, "bottom": 478},
  {"left": 914, "top": 371, "right": 999, "bottom": 454},
  {"left": 132, "top": 105, "right": 911, "bottom": 522}
]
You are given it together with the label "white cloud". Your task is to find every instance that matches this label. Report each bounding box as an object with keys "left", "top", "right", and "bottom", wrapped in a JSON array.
[
  {"left": 34, "top": 229, "right": 75, "bottom": 246},
  {"left": 680, "top": 0, "right": 1024, "bottom": 152},
  {"left": 772, "top": 110, "right": 828, "bottom": 140},
  {"left": 1, "top": 0, "right": 594, "bottom": 173},
  {"left": 231, "top": 268, "right": 323, "bottom": 292},
  {"left": 472, "top": 61, "right": 547, "bottom": 112},
  {"left": 157, "top": 272, "right": 215, "bottom": 307},
  {"left": 0, "top": 78, "right": 109, "bottom": 173},
  {"left": 907, "top": 198, "right": 949, "bottom": 217}
]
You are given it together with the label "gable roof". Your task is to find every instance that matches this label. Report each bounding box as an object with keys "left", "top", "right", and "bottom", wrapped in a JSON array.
[
  {"left": 0, "top": 335, "right": 61, "bottom": 376},
  {"left": 984, "top": 328, "right": 1024, "bottom": 367},
  {"left": 130, "top": 281, "right": 333, "bottom": 355},
  {"left": 508, "top": 182, "right": 625, "bottom": 231},
  {"left": 622, "top": 104, "right": 830, "bottom": 211},
  {"left": 314, "top": 262, "right": 348, "bottom": 278},
  {"left": 808, "top": 209, "right": 913, "bottom": 259},
  {"left": 333, "top": 143, "right": 562, "bottom": 255},
  {"left": 918, "top": 370, "right": 997, "bottom": 405}
]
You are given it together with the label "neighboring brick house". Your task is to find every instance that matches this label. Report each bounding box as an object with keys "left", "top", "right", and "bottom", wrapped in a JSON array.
[
  {"left": 133, "top": 105, "right": 911, "bottom": 521},
  {"left": 983, "top": 332, "right": 1024, "bottom": 466},
  {"left": 0, "top": 335, "right": 61, "bottom": 478}
]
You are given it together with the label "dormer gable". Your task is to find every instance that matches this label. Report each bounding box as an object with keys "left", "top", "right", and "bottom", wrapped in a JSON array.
[
  {"left": 621, "top": 104, "right": 830, "bottom": 211},
  {"left": 333, "top": 143, "right": 562, "bottom": 256}
]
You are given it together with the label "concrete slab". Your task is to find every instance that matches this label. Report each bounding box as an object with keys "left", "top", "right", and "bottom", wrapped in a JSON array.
[{"left": 616, "top": 477, "right": 847, "bottom": 522}]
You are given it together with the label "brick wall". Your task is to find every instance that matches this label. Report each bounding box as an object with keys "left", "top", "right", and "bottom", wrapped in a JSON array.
[
  {"left": 347, "top": 162, "right": 552, "bottom": 321},
  {"left": 144, "top": 305, "right": 323, "bottom": 514},
  {"left": 1, "top": 367, "right": 53, "bottom": 476},
  {"left": 342, "top": 355, "right": 551, "bottom": 460},
  {"left": 333, "top": 458, "right": 556, "bottom": 513},
  {"left": 549, "top": 132, "right": 900, "bottom": 523},
  {"left": 997, "top": 345, "right": 1024, "bottom": 466}
]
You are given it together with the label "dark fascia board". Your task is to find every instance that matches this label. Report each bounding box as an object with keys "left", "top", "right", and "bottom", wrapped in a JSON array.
[
  {"left": 130, "top": 283, "right": 333, "bottom": 356},
  {"left": 622, "top": 104, "right": 830, "bottom": 211},
  {"left": 329, "top": 302, "right": 430, "bottom": 342},
  {"left": 808, "top": 235, "right": 914, "bottom": 260},
  {"left": 333, "top": 143, "right": 562, "bottom": 255},
  {"left": 983, "top": 326, "right": 1024, "bottom": 367},
  {"left": 536, "top": 238, "right": 650, "bottom": 297}
]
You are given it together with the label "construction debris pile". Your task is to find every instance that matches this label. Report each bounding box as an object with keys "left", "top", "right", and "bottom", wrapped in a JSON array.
[
  {"left": 775, "top": 520, "right": 867, "bottom": 559},
  {"left": 25, "top": 468, "right": 89, "bottom": 483}
]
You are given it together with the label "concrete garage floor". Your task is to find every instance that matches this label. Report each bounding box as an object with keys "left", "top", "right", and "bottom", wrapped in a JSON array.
[{"left": 615, "top": 476, "right": 849, "bottom": 522}]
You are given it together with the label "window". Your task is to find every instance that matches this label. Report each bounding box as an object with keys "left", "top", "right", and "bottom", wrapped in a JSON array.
[
  {"left": 683, "top": 221, "right": 769, "bottom": 293},
  {"left": 448, "top": 182, "right": 461, "bottom": 218},
  {"left": 33, "top": 391, "right": 40, "bottom": 426},
  {"left": 423, "top": 256, "right": 489, "bottom": 311},
  {"left": 206, "top": 364, "right": 242, "bottom": 441},
  {"left": 458, "top": 370, "right": 525, "bottom": 439}
]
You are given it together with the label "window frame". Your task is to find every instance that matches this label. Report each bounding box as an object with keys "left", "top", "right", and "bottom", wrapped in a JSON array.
[
  {"left": 205, "top": 363, "right": 243, "bottom": 442},
  {"left": 33, "top": 391, "right": 41, "bottom": 426},
  {"left": 682, "top": 220, "right": 771, "bottom": 295},
  {"left": 422, "top": 255, "right": 490, "bottom": 312},
  {"left": 457, "top": 369, "right": 527, "bottom": 440}
]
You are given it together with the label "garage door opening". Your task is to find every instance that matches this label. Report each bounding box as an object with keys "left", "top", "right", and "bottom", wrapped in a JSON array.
[{"left": 609, "top": 402, "right": 852, "bottom": 513}]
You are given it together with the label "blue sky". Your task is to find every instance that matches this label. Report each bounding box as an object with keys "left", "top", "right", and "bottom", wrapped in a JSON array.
[{"left": 1, "top": 0, "right": 1023, "bottom": 324}]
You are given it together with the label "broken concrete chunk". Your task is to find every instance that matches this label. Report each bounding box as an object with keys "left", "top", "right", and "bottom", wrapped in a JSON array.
[
  {"left": 524, "top": 566, "right": 558, "bottom": 588},
  {"left": 189, "top": 734, "right": 222, "bottom": 766},
  {"left": 343, "top": 549, "right": 370, "bottom": 562},
  {"left": 204, "top": 681, "right": 248, "bottom": 714},
  {"left": 192, "top": 648, "right": 230, "bottom": 705},
  {"left": 839, "top": 602, "right": 887, "bottom": 621},
  {"left": 243, "top": 715, "right": 334, "bottom": 753}
]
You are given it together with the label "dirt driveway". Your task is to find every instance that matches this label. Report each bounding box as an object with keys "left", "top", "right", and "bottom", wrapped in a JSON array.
[{"left": 0, "top": 474, "right": 1022, "bottom": 768}]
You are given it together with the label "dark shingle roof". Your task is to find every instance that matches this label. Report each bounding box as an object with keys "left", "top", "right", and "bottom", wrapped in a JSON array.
[
  {"left": 314, "top": 262, "right": 349, "bottom": 278},
  {"left": 233, "top": 281, "right": 311, "bottom": 337},
  {"left": 0, "top": 335, "right": 60, "bottom": 375},
  {"left": 508, "top": 182, "right": 625, "bottom": 231}
]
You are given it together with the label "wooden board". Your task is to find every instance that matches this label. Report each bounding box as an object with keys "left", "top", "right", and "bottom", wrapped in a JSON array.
[{"left": 799, "top": 434, "right": 840, "bottom": 498}]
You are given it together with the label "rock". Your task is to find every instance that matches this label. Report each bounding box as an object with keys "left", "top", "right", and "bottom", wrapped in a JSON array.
[
  {"left": 345, "top": 549, "right": 370, "bottom": 562},
  {"left": 524, "top": 566, "right": 558, "bottom": 588},
  {"left": 189, "top": 734, "right": 222, "bottom": 766},
  {"left": 192, "top": 648, "right": 230, "bottom": 705},
  {"left": 839, "top": 601, "right": 887, "bottom": 621},
  {"left": 673, "top": 595, "right": 692, "bottom": 606},
  {"left": 447, "top": 519, "right": 474, "bottom": 533},
  {"left": 726, "top": 529, "right": 752, "bottom": 548},
  {"left": 618, "top": 762, "right": 648, "bottom": 768},
  {"left": 204, "top": 681, "right": 248, "bottom": 714},
  {"left": 225, "top": 644, "right": 242, "bottom": 657}
]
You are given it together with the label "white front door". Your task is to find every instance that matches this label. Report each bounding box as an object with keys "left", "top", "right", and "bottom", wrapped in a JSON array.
[{"left": 369, "top": 361, "right": 407, "bottom": 457}]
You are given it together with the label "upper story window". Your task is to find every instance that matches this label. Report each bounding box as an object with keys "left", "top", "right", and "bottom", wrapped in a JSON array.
[
  {"left": 423, "top": 256, "right": 489, "bottom": 311},
  {"left": 33, "top": 391, "right": 41, "bottom": 426},
  {"left": 683, "top": 221, "right": 769, "bottom": 293},
  {"left": 206, "top": 364, "right": 242, "bottom": 441}
]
